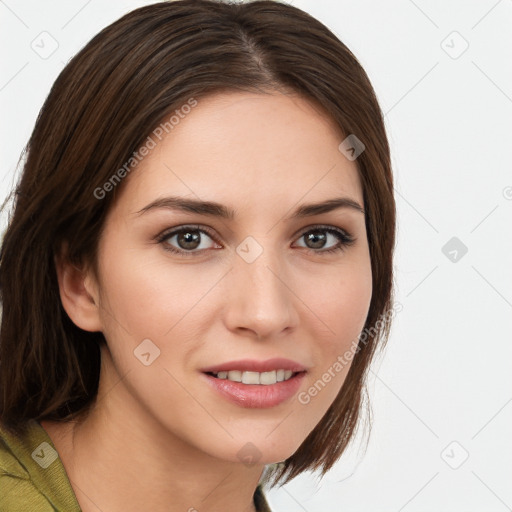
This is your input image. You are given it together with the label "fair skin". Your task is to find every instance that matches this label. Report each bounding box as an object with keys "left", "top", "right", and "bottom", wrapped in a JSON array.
[{"left": 41, "top": 90, "right": 372, "bottom": 512}]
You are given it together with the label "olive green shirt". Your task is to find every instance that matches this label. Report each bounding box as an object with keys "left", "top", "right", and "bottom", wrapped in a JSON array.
[{"left": 0, "top": 419, "right": 272, "bottom": 511}]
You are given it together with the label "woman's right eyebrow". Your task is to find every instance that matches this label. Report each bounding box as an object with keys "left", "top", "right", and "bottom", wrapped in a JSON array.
[{"left": 133, "top": 195, "right": 365, "bottom": 219}]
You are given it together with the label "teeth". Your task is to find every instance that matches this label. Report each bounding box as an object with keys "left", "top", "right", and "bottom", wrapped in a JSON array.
[
  {"left": 213, "top": 369, "right": 296, "bottom": 385},
  {"left": 242, "top": 371, "right": 260, "bottom": 385},
  {"left": 259, "top": 370, "right": 277, "bottom": 385},
  {"left": 227, "top": 370, "right": 242, "bottom": 382}
]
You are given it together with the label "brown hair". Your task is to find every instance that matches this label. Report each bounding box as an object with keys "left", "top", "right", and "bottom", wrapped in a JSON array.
[{"left": 0, "top": 0, "right": 395, "bottom": 487}]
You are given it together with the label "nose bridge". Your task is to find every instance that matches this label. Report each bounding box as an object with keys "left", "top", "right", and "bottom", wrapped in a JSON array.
[
  {"left": 226, "top": 235, "right": 297, "bottom": 337},
  {"left": 236, "top": 237, "right": 287, "bottom": 304}
]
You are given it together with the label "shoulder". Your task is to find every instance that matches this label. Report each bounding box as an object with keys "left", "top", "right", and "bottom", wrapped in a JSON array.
[
  {"left": 0, "top": 418, "right": 81, "bottom": 511},
  {"left": 0, "top": 473, "right": 56, "bottom": 511},
  {"left": 0, "top": 420, "right": 31, "bottom": 478},
  {"left": 0, "top": 421, "right": 56, "bottom": 510}
]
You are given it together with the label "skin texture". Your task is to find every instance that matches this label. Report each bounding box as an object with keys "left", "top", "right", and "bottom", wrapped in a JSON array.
[{"left": 41, "top": 90, "right": 373, "bottom": 512}]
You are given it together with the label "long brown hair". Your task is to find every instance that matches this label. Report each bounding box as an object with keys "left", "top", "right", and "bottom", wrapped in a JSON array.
[{"left": 0, "top": 0, "right": 395, "bottom": 487}]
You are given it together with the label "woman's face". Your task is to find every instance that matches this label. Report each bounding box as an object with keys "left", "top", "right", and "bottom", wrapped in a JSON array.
[{"left": 90, "top": 90, "right": 372, "bottom": 465}]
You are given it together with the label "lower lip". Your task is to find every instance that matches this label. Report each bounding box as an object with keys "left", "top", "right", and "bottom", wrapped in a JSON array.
[{"left": 202, "top": 372, "right": 306, "bottom": 408}]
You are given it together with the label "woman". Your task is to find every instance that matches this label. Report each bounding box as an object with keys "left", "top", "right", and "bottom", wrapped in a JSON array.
[{"left": 0, "top": 1, "right": 396, "bottom": 510}]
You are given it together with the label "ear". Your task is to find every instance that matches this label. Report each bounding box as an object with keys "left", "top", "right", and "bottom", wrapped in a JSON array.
[{"left": 54, "top": 243, "right": 103, "bottom": 332}]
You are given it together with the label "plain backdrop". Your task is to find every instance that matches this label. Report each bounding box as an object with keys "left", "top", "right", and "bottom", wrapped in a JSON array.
[{"left": 1, "top": 1, "right": 511, "bottom": 511}]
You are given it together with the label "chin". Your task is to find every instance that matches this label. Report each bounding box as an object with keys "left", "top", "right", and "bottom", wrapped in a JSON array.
[{"left": 218, "top": 432, "right": 306, "bottom": 467}]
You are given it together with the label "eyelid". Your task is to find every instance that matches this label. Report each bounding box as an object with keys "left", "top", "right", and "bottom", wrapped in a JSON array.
[
  {"left": 293, "top": 223, "right": 353, "bottom": 240},
  {"left": 155, "top": 223, "right": 356, "bottom": 255},
  {"left": 292, "top": 224, "right": 356, "bottom": 251},
  {"left": 155, "top": 224, "right": 220, "bottom": 246}
]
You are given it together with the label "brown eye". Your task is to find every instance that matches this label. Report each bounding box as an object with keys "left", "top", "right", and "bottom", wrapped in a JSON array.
[
  {"left": 294, "top": 226, "right": 355, "bottom": 254},
  {"left": 157, "top": 225, "right": 220, "bottom": 256},
  {"left": 174, "top": 230, "right": 202, "bottom": 250}
]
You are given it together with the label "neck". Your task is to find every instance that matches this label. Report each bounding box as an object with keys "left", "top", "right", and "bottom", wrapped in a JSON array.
[{"left": 42, "top": 348, "right": 264, "bottom": 512}]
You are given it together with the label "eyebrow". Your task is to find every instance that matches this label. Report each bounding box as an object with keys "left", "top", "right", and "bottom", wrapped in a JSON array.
[{"left": 134, "top": 196, "right": 365, "bottom": 219}]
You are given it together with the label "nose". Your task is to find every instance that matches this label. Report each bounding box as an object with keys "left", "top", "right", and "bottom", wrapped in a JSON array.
[{"left": 223, "top": 243, "right": 299, "bottom": 341}]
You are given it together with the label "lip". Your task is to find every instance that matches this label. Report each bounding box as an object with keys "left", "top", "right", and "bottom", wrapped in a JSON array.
[
  {"left": 200, "top": 358, "right": 307, "bottom": 373},
  {"left": 202, "top": 371, "right": 306, "bottom": 408}
]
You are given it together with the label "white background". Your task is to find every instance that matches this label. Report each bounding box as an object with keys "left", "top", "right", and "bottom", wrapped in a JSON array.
[{"left": 1, "top": 1, "right": 511, "bottom": 511}]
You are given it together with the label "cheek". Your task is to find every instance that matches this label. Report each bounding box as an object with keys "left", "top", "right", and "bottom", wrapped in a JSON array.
[
  {"left": 308, "top": 256, "right": 372, "bottom": 351},
  {"left": 298, "top": 259, "right": 372, "bottom": 409},
  {"left": 97, "top": 246, "right": 222, "bottom": 341},
  {"left": 331, "top": 274, "right": 372, "bottom": 349}
]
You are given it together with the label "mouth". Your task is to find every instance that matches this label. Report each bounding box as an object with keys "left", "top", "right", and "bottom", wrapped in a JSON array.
[
  {"left": 205, "top": 369, "right": 301, "bottom": 385},
  {"left": 200, "top": 358, "right": 308, "bottom": 408}
]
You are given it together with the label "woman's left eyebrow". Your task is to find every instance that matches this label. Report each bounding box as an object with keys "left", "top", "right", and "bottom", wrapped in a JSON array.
[{"left": 133, "top": 195, "right": 365, "bottom": 219}]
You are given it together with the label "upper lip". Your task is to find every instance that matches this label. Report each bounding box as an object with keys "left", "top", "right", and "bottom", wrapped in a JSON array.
[{"left": 201, "top": 358, "right": 307, "bottom": 374}]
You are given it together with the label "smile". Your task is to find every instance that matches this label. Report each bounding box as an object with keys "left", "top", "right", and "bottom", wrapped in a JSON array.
[{"left": 208, "top": 369, "right": 296, "bottom": 385}]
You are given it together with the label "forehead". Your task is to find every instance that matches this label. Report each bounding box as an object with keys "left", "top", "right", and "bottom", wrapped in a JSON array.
[{"left": 118, "top": 90, "right": 363, "bottom": 213}]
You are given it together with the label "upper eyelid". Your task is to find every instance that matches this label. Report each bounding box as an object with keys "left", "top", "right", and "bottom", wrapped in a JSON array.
[
  {"left": 157, "top": 223, "right": 354, "bottom": 245},
  {"left": 157, "top": 224, "right": 218, "bottom": 242}
]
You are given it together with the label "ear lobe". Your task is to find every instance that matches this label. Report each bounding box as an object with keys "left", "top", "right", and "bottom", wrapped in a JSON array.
[{"left": 54, "top": 248, "right": 103, "bottom": 333}]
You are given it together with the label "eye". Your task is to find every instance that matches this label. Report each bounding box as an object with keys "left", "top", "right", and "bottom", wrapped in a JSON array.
[
  {"left": 155, "top": 224, "right": 356, "bottom": 257},
  {"left": 293, "top": 225, "right": 355, "bottom": 254},
  {"left": 156, "top": 225, "right": 220, "bottom": 256}
]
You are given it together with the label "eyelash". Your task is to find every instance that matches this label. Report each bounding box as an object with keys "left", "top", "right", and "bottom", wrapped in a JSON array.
[{"left": 155, "top": 224, "right": 356, "bottom": 257}]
